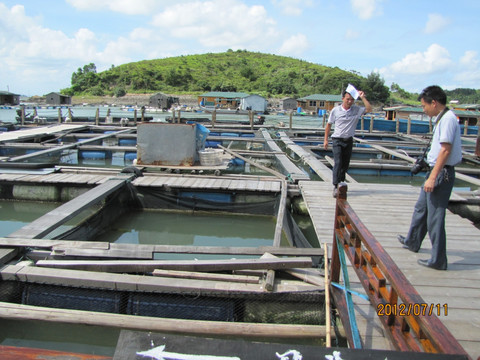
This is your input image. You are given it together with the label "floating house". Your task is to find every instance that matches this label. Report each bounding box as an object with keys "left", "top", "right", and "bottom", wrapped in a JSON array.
[
  {"left": 198, "top": 91, "right": 249, "bottom": 110},
  {"left": 45, "top": 92, "right": 72, "bottom": 105},
  {"left": 296, "top": 94, "right": 342, "bottom": 115},
  {"left": 280, "top": 97, "right": 298, "bottom": 111},
  {"left": 149, "top": 92, "right": 179, "bottom": 109},
  {"left": 0, "top": 90, "right": 20, "bottom": 105},
  {"left": 385, "top": 105, "right": 480, "bottom": 126},
  {"left": 383, "top": 106, "right": 425, "bottom": 121},
  {"left": 241, "top": 94, "right": 267, "bottom": 113}
]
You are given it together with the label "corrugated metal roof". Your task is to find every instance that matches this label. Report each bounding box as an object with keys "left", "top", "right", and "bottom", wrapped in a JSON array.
[
  {"left": 297, "top": 94, "right": 343, "bottom": 102},
  {"left": 0, "top": 91, "right": 19, "bottom": 96},
  {"left": 453, "top": 109, "right": 480, "bottom": 116},
  {"left": 383, "top": 106, "right": 480, "bottom": 117},
  {"left": 199, "top": 92, "right": 249, "bottom": 99}
]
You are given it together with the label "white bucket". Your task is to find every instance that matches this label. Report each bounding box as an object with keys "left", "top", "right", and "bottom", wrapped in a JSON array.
[{"left": 198, "top": 148, "right": 223, "bottom": 166}]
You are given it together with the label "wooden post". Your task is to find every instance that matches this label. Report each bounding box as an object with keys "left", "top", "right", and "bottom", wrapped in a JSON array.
[
  {"left": 475, "top": 131, "right": 480, "bottom": 157},
  {"left": 21, "top": 105, "right": 25, "bottom": 125},
  {"left": 395, "top": 115, "right": 400, "bottom": 133},
  {"left": 407, "top": 115, "right": 411, "bottom": 135},
  {"left": 324, "top": 242, "right": 331, "bottom": 347},
  {"left": 322, "top": 112, "right": 326, "bottom": 128},
  {"left": 464, "top": 120, "right": 468, "bottom": 136},
  {"left": 289, "top": 111, "right": 293, "bottom": 129},
  {"left": 212, "top": 110, "right": 216, "bottom": 128},
  {"left": 360, "top": 115, "right": 364, "bottom": 131},
  {"left": 141, "top": 107, "right": 145, "bottom": 122},
  {"left": 95, "top": 108, "right": 99, "bottom": 126},
  {"left": 249, "top": 110, "right": 253, "bottom": 130},
  {"left": 58, "top": 108, "right": 62, "bottom": 123},
  {"left": 369, "top": 115, "right": 373, "bottom": 133},
  {"left": 134, "top": 109, "right": 137, "bottom": 125},
  {"left": 178, "top": 109, "right": 181, "bottom": 124}
]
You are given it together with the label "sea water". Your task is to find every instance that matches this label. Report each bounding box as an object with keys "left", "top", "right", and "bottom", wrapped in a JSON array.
[{"left": 95, "top": 210, "right": 290, "bottom": 260}]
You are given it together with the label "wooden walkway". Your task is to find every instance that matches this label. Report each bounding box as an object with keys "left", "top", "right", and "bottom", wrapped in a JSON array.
[
  {"left": 299, "top": 180, "right": 480, "bottom": 358},
  {"left": 0, "top": 171, "right": 283, "bottom": 193},
  {"left": 0, "top": 124, "right": 88, "bottom": 143}
]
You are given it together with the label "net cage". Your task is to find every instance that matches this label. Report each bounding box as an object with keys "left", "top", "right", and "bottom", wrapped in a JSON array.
[{"left": 0, "top": 181, "right": 326, "bottom": 333}]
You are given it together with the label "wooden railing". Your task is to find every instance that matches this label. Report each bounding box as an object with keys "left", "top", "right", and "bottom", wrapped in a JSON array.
[{"left": 330, "top": 183, "right": 470, "bottom": 358}]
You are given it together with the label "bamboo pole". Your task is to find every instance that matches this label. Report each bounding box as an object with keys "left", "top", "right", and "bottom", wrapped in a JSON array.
[
  {"left": 324, "top": 242, "right": 331, "bottom": 347},
  {"left": 407, "top": 115, "right": 411, "bottom": 134},
  {"left": 58, "top": 108, "right": 62, "bottom": 123}
]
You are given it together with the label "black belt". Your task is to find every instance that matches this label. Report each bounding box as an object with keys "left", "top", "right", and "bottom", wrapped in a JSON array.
[
  {"left": 444, "top": 165, "right": 454, "bottom": 169},
  {"left": 332, "top": 137, "right": 353, "bottom": 141}
]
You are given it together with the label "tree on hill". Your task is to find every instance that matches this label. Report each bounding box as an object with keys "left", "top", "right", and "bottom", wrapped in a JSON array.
[{"left": 63, "top": 51, "right": 395, "bottom": 102}]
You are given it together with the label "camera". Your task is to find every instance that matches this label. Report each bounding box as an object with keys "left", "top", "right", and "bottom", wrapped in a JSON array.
[{"left": 411, "top": 157, "right": 429, "bottom": 175}]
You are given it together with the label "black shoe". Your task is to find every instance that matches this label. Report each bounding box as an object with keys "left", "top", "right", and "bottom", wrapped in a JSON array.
[
  {"left": 417, "top": 259, "right": 447, "bottom": 270},
  {"left": 397, "top": 235, "right": 418, "bottom": 252}
]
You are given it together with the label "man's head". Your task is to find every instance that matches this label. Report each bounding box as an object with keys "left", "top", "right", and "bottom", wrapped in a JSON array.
[
  {"left": 341, "top": 90, "right": 355, "bottom": 110},
  {"left": 418, "top": 85, "right": 447, "bottom": 117}
]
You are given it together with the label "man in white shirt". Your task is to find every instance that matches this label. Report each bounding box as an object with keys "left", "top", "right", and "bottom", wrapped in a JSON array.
[
  {"left": 398, "top": 85, "right": 462, "bottom": 270},
  {"left": 324, "top": 88, "right": 372, "bottom": 197}
]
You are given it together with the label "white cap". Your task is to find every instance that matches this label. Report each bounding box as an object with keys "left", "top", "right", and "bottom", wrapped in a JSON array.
[{"left": 346, "top": 84, "right": 359, "bottom": 100}]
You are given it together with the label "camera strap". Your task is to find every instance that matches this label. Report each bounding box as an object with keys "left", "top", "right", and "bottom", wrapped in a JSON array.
[{"left": 420, "top": 107, "right": 449, "bottom": 158}]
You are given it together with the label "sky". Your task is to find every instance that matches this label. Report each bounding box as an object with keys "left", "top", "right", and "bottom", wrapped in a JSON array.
[{"left": 1, "top": 0, "right": 479, "bottom": 96}]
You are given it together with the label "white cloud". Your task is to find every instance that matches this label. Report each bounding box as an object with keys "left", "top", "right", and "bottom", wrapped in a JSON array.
[
  {"left": 151, "top": 0, "right": 277, "bottom": 49},
  {"left": 387, "top": 44, "right": 453, "bottom": 75},
  {"left": 278, "top": 33, "right": 309, "bottom": 56},
  {"left": 271, "top": 0, "right": 314, "bottom": 16},
  {"left": 424, "top": 13, "right": 451, "bottom": 34},
  {"left": 350, "top": 0, "right": 382, "bottom": 20},
  {"left": 455, "top": 50, "right": 480, "bottom": 86},
  {"left": 66, "top": 0, "right": 163, "bottom": 15}
]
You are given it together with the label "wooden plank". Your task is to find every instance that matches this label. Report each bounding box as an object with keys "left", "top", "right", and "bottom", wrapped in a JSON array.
[
  {"left": 1, "top": 265, "right": 320, "bottom": 294},
  {"left": 35, "top": 257, "right": 314, "bottom": 273},
  {"left": 152, "top": 269, "right": 261, "bottom": 284},
  {"left": 0, "top": 238, "right": 324, "bottom": 256},
  {"left": 7, "top": 176, "right": 133, "bottom": 239}
]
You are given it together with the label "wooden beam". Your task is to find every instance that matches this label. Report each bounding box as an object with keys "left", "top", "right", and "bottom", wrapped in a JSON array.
[
  {"left": 0, "top": 302, "right": 332, "bottom": 339},
  {"left": 35, "top": 257, "right": 314, "bottom": 273},
  {"left": 0, "top": 238, "right": 325, "bottom": 257},
  {"left": 152, "top": 269, "right": 261, "bottom": 284}
]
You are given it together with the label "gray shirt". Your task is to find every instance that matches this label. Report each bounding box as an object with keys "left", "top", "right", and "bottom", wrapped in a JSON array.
[
  {"left": 427, "top": 109, "right": 462, "bottom": 166},
  {"left": 328, "top": 104, "right": 366, "bottom": 138}
]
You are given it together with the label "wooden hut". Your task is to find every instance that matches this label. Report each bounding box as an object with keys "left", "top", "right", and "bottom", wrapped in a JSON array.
[
  {"left": 149, "top": 93, "right": 179, "bottom": 110},
  {"left": 198, "top": 92, "right": 249, "bottom": 110},
  {"left": 0, "top": 91, "right": 20, "bottom": 105},
  {"left": 45, "top": 92, "right": 72, "bottom": 105},
  {"left": 280, "top": 97, "right": 298, "bottom": 111},
  {"left": 296, "top": 94, "right": 342, "bottom": 115}
]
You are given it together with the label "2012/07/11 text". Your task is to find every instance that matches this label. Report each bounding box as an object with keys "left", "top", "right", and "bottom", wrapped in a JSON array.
[{"left": 377, "top": 303, "right": 448, "bottom": 317}]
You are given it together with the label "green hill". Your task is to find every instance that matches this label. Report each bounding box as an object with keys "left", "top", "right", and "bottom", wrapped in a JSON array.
[{"left": 63, "top": 50, "right": 391, "bottom": 103}]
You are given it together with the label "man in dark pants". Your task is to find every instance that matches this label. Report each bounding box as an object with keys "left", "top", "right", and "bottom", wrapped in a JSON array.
[
  {"left": 324, "top": 87, "right": 372, "bottom": 197},
  {"left": 398, "top": 85, "right": 462, "bottom": 270}
]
